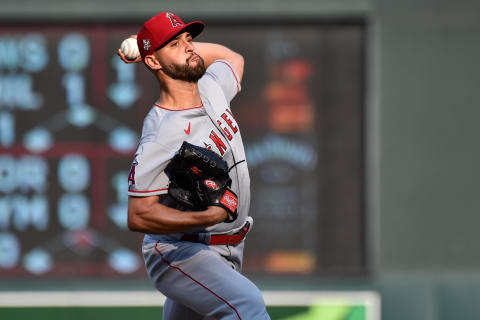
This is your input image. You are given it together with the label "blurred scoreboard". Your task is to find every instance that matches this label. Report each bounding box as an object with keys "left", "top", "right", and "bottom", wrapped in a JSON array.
[
  {"left": 0, "top": 25, "right": 153, "bottom": 277},
  {"left": 0, "top": 21, "right": 366, "bottom": 279}
]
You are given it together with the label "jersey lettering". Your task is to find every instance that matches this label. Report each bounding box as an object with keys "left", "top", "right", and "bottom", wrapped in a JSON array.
[
  {"left": 209, "top": 130, "right": 227, "bottom": 155},
  {"left": 221, "top": 112, "right": 238, "bottom": 134},
  {"left": 128, "top": 160, "right": 137, "bottom": 185},
  {"left": 166, "top": 12, "right": 183, "bottom": 28},
  {"left": 203, "top": 141, "right": 213, "bottom": 150},
  {"left": 217, "top": 120, "right": 233, "bottom": 141}
]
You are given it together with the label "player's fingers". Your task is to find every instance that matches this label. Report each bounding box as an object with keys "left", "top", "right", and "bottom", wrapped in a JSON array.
[
  {"left": 127, "top": 55, "right": 142, "bottom": 63},
  {"left": 129, "top": 34, "right": 137, "bottom": 39},
  {"left": 117, "top": 48, "right": 141, "bottom": 64},
  {"left": 117, "top": 48, "right": 130, "bottom": 63}
]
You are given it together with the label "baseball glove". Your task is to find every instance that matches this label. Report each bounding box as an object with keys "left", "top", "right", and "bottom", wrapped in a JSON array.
[{"left": 164, "top": 141, "right": 238, "bottom": 223}]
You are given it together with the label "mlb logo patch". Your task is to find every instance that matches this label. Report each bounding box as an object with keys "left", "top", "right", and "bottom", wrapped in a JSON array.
[{"left": 143, "top": 39, "right": 151, "bottom": 51}]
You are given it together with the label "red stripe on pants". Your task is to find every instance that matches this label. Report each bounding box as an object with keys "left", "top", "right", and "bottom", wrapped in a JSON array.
[{"left": 154, "top": 242, "right": 242, "bottom": 320}]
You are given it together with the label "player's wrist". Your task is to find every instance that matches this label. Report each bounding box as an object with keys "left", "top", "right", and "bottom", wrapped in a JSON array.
[{"left": 204, "top": 206, "right": 228, "bottom": 225}]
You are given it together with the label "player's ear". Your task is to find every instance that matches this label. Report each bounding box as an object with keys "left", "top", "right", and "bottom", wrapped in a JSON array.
[{"left": 144, "top": 54, "right": 162, "bottom": 71}]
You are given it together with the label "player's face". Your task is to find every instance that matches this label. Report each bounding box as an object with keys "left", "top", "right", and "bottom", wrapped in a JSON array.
[{"left": 155, "top": 32, "right": 206, "bottom": 82}]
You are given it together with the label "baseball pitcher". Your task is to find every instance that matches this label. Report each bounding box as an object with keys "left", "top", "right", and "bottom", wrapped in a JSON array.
[{"left": 120, "top": 12, "right": 271, "bottom": 320}]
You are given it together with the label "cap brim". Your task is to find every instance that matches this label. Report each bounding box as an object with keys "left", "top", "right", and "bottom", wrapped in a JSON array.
[
  {"left": 157, "top": 21, "right": 205, "bottom": 50},
  {"left": 183, "top": 21, "right": 205, "bottom": 39}
]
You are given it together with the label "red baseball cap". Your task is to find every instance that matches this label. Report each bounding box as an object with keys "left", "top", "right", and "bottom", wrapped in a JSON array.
[{"left": 137, "top": 12, "right": 205, "bottom": 59}]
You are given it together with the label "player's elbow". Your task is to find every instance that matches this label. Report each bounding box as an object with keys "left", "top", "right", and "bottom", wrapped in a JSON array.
[
  {"left": 230, "top": 51, "right": 243, "bottom": 65},
  {"left": 230, "top": 52, "right": 244, "bottom": 80},
  {"left": 127, "top": 208, "right": 142, "bottom": 232},
  {"left": 127, "top": 196, "right": 152, "bottom": 232}
]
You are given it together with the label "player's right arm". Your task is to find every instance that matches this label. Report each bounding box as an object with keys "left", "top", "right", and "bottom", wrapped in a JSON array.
[
  {"left": 117, "top": 35, "right": 142, "bottom": 64},
  {"left": 128, "top": 195, "right": 227, "bottom": 234},
  {"left": 193, "top": 42, "right": 244, "bottom": 82},
  {"left": 117, "top": 36, "right": 244, "bottom": 82}
]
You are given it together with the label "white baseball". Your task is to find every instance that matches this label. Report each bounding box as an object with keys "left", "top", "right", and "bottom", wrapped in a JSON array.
[{"left": 120, "top": 38, "right": 140, "bottom": 60}]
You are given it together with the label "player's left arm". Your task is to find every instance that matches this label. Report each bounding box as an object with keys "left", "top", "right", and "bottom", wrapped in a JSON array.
[{"left": 193, "top": 42, "right": 244, "bottom": 82}]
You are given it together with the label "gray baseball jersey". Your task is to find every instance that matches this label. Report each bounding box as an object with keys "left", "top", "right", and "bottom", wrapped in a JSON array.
[
  {"left": 128, "top": 59, "right": 249, "bottom": 234},
  {"left": 128, "top": 60, "right": 270, "bottom": 320}
]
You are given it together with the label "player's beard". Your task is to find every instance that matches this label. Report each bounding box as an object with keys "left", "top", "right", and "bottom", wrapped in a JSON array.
[{"left": 162, "top": 54, "right": 206, "bottom": 83}]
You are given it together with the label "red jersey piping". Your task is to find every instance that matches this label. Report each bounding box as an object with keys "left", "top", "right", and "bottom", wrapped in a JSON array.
[
  {"left": 129, "top": 188, "right": 168, "bottom": 193},
  {"left": 215, "top": 60, "right": 241, "bottom": 93},
  {"left": 154, "top": 242, "right": 242, "bottom": 319},
  {"left": 154, "top": 104, "right": 203, "bottom": 111}
]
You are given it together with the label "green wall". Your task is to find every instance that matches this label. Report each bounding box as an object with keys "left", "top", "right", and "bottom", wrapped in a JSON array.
[
  {"left": 373, "top": 1, "right": 480, "bottom": 319},
  {"left": 375, "top": 0, "right": 480, "bottom": 273}
]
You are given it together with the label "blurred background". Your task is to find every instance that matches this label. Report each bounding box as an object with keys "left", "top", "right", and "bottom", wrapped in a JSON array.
[{"left": 1, "top": 0, "right": 480, "bottom": 319}]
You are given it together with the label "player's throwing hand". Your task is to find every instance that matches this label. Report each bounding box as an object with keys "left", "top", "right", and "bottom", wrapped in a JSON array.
[{"left": 117, "top": 35, "right": 142, "bottom": 64}]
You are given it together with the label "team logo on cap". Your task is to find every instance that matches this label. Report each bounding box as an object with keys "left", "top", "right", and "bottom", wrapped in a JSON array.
[
  {"left": 143, "top": 39, "right": 151, "bottom": 51},
  {"left": 166, "top": 12, "right": 183, "bottom": 28}
]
